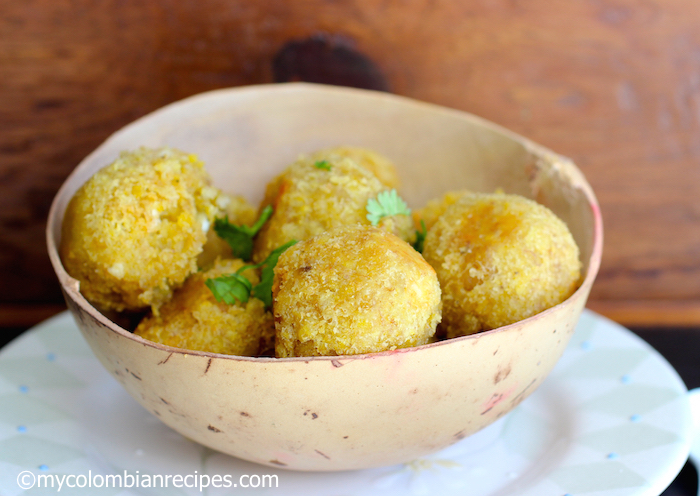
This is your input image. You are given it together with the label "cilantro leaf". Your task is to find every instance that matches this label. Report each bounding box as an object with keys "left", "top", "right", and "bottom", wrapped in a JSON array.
[
  {"left": 213, "top": 205, "right": 273, "bottom": 261},
  {"left": 314, "top": 160, "right": 331, "bottom": 171},
  {"left": 205, "top": 239, "right": 297, "bottom": 309},
  {"left": 252, "top": 240, "right": 298, "bottom": 308},
  {"left": 205, "top": 273, "right": 253, "bottom": 305},
  {"left": 413, "top": 219, "right": 427, "bottom": 253},
  {"left": 366, "top": 189, "right": 411, "bottom": 226}
]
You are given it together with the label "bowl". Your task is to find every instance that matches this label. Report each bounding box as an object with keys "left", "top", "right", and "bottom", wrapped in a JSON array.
[{"left": 46, "top": 83, "right": 602, "bottom": 471}]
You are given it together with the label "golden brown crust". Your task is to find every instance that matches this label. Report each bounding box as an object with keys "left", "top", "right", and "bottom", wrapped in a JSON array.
[
  {"left": 135, "top": 258, "right": 274, "bottom": 356},
  {"left": 309, "top": 146, "right": 400, "bottom": 188},
  {"left": 60, "top": 147, "right": 227, "bottom": 312},
  {"left": 422, "top": 192, "right": 581, "bottom": 338},
  {"left": 253, "top": 155, "right": 414, "bottom": 263},
  {"left": 412, "top": 190, "right": 469, "bottom": 232},
  {"left": 272, "top": 226, "right": 441, "bottom": 357},
  {"left": 63, "top": 142, "right": 584, "bottom": 356}
]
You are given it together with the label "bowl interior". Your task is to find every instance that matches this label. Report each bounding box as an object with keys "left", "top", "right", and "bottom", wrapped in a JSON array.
[{"left": 48, "top": 83, "right": 600, "bottom": 294}]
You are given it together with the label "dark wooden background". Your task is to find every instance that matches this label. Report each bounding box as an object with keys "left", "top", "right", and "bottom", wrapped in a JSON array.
[{"left": 2, "top": 0, "right": 700, "bottom": 330}]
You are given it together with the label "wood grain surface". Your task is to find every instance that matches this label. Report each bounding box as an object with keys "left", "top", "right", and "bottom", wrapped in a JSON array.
[{"left": 1, "top": 0, "right": 699, "bottom": 327}]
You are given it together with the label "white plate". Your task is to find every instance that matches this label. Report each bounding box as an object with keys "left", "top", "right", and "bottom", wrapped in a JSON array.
[{"left": 0, "top": 310, "right": 692, "bottom": 496}]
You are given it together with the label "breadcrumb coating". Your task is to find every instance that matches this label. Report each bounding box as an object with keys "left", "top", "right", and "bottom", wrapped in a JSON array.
[
  {"left": 60, "top": 147, "right": 227, "bottom": 312},
  {"left": 273, "top": 226, "right": 442, "bottom": 357},
  {"left": 412, "top": 190, "right": 468, "bottom": 232},
  {"left": 422, "top": 192, "right": 581, "bottom": 338},
  {"left": 253, "top": 155, "right": 414, "bottom": 263},
  {"left": 309, "top": 146, "right": 400, "bottom": 188},
  {"left": 197, "top": 194, "right": 257, "bottom": 269},
  {"left": 135, "top": 258, "right": 274, "bottom": 356},
  {"left": 62, "top": 141, "right": 584, "bottom": 356}
]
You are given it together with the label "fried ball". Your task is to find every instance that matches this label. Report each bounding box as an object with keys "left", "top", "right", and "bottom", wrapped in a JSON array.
[
  {"left": 197, "top": 194, "right": 257, "bottom": 269},
  {"left": 422, "top": 192, "right": 581, "bottom": 338},
  {"left": 135, "top": 259, "right": 274, "bottom": 356},
  {"left": 253, "top": 156, "right": 414, "bottom": 262},
  {"left": 273, "top": 226, "right": 442, "bottom": 357},
  {"left": 309, "top": 146, "right": 400, "bottom": 188},
  {"left": 60, "top": 147, "right": 227, "bottom": 312}
]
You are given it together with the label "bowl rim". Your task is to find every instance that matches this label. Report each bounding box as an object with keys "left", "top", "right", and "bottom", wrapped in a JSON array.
[{"left": 46, "top": 82, "right": 604, "bottom": 364}]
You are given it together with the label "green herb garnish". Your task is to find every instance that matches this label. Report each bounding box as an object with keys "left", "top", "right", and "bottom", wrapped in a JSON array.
[
  {"left": 205, "top": 273, "right": 252, "bottom": 305},
  {"left": 205, "top": 239, "right": 297, "bottom": 308},
  {"left": 314, "top": 160, "right": 331, "bottom": 171},
  {"left": 413, "top": 219, "right": 427, "bottom": 253},
  {"left": 213, "top": 205, "right": 273, "bottom": 261},
  {"left": 251, "top": 240, "right": 297, "bottom": 307},
  {"left": 366, "top": 189, "right": 411, "bottom": 226}
]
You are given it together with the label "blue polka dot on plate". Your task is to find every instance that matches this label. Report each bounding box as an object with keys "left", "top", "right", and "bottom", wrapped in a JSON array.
[
  {"left": 17, "top": 425, "right": 27, "bottom": 433},
  {"left": 19, "top": 385, "right": 29, "bottom": 393},
  {"left": 39, "top": 464, "right": 49, "bottom": 471},
  {"left": 46, "top": 353, "right": 56, "bottom": 361},
  {"left": 607, "top": 452, "right": 619, "bottom": 460}
]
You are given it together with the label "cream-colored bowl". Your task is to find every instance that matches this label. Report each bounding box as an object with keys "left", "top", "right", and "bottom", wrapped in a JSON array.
[{"left": 47, "top": 83, "right": 602, "bottom": 471}]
